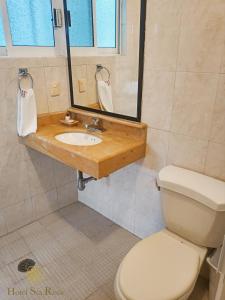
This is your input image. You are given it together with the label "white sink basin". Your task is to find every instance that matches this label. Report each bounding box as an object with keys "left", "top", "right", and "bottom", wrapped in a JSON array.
[{"left": 55, "top": 132, "right": 102, "bottom": 146}]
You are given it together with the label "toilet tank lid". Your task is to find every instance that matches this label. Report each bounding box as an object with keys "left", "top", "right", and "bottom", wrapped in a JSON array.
[{"left": 158, "top": 166, "right": 225, "bottom": 212}]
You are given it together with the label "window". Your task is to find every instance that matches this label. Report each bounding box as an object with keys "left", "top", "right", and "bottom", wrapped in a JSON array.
[
  {"left": 0, "top": 9, "right": 5, "bottom": 47},
  {"left": 96, "top": 0, "right": 116, "bottom": 48},
  {"left": 6, "top": 0, "right": 54, "bottom": 47},
  {"left": 0, "top": 0, "right": 119, "bottom": 57},
  {"left": 67, "top": 0, "right": 94, "bottom": 47},
  {"left": 67, "top": 0, "right": 118, "bottom": 50}
]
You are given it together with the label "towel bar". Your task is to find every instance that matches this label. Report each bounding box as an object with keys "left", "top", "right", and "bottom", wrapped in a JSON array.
[
  {"left": 18, "top": 68, "right": 34, "bottom": 95},
  {"left": 95, "top": 64, "right": 111, "bottom": 84}
]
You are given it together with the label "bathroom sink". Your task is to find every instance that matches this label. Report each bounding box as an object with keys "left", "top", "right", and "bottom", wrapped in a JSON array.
[{"left": 55, "top": 132, "right": 102, "bottom": 146}]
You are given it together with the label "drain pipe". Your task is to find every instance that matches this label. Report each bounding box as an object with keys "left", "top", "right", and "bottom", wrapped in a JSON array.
[{"left": 77, "top": 171, "right": 97, "bottom": 191}]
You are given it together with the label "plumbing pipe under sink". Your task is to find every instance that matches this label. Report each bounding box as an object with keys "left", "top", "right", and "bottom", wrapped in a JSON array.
[{"left": 77, "top": 171, "right": 97, "bottom": 191}]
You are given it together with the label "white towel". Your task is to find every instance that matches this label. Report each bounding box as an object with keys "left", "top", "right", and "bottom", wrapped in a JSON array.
[
  {"left": 97, "top": 80, "right": 114, "bottom": 112},
  {"left": 17, "top": 88, "right": 37, "bottom": 137}
]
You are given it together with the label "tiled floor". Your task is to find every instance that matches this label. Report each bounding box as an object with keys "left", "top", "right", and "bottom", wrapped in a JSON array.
[
  {"left": 0, "top": 202, "right": 209, "bottom": 300},
  {"left": 190, "top": 277, "right": 209, "bottom": 300}
]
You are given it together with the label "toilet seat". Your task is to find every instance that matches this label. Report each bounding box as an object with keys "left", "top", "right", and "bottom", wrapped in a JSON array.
[{"left": 115, "top": 230, "right": 207, "bottom": 300}]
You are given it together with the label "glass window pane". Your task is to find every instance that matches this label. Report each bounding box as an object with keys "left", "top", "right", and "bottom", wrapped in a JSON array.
[
  {"left": 67, "top": 0, "right": 94, "bottom": 47},
  {"left": 96, "top": 0, "right": 116, "bottom": 48},
  {"left": 0, "top": 10, "right": 6, "bottom": 47},
  {"left": 6, "top": 0, "right": 54, "bottom": 47}
]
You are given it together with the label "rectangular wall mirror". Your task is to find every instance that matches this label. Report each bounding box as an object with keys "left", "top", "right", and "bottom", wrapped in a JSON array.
[{"left": 64, "top": 0, "right": 146, "bottom": 122}]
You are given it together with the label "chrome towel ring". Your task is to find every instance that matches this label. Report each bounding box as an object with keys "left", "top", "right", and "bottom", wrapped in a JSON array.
[
  {"left": 18, "top": 68, "right": 34, "bottom": 96},
  {"left": 95, "top": 64, "right": 111, "bottom": 84}
]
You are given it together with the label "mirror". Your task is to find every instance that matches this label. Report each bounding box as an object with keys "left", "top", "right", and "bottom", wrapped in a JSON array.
[{"left": 64, "top": 0, "right": 146, "bottom": 122}]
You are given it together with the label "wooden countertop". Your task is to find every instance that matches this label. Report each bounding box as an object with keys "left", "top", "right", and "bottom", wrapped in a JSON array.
[{"left": 24, "top": 112, "right": 147, "bottom": 179}]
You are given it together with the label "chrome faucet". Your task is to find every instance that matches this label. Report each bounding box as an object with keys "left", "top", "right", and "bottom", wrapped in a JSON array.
[{"left": 84, "top": 117, "right": 105, "bottom": 133}]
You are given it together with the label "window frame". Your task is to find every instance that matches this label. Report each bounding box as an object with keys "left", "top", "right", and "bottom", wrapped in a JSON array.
[
  {"left": 69, "top": 0, "right": 120, "bottom": 56},
  {"left": 0, "top": 0, "right": 65, "bottom": 57},
  {"left": 0, "top": 0, "right": 121, "bottom": 58}
]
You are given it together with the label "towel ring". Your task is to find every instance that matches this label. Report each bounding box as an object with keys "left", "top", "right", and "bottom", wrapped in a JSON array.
[
  {"left": 18, "top": 68, "right": 34, "bottom": 94},
  {"left": 95, "top": 64, "right": 111, "bottom": 84}
]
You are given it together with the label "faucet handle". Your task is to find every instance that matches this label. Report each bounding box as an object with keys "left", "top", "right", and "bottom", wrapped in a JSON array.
[{"left": 92, "top": 117, "right": 100, "bottom": 126}]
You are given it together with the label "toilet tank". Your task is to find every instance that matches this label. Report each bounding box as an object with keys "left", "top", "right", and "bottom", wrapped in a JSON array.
[{"left": 157, "top": 166, "right": 225, "bottom": 248}]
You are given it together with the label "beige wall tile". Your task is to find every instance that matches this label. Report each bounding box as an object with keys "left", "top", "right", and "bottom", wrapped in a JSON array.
[
  {"left": 133, "top": 166, "right": 164, "bottom": 238},
  {"left": 0, "top": 70, "right": 11, "bottom": 147},
  {"left": 48, "top": 97, "right": 69, "bottom": 113},
  {"left": 0, "top": 68, "right": 7, "bottom": 100},
  {"left": 71, "top": 55, "right": 138, "bottom": 117},
  {"left": 145, "top": 0, "right": 183, "bottom": 71},
  {"left": 29, "top": 67, "right": 49, "bottom": 114},
  {"left": 57, "top": 182, "right": 77, "bottom": 209},
  {"left": 44, "top": 66, "right": 69, "bottom": 112},
  {"left": 167, "top": 133, "right": 208, "bottom": 173},
  {"left": 0, "top": 58, "right": 77, "bottom": 237},
  {"left": 0, "top": 213, "right": 7, "bottom": 237},
  {"left": 53, "top": 161, "right": 74, "bottom": 188},
  {"left": 220, "top": 46, "right": 225, "bottom": 73},
  {"left": 142, "top": 128, "right": 170, "bottom": 171},
  {"left": 210, "top": 75, "right": 225, "bottom": 145},
  {"left": 0, "top": 142, "right": 27, "bottom": 170},
  {"left": 79, "top": 177, "right": 113, "bottom": 221},
  {"left": 72, "top": 65, "right": 89, "bottom": 106},
  {"left": 77, "top": 0, "right": 225, "bottom": 239},
  {"left": 0, "top": 159, "right": 30, "bottom": 208},
  {"left": 79, "top": 0, "right": 225, "bottom": 237},
  {"left": 0, "top": 68, "right": 19, "bottom": 146},
  {"left": 113, "top": 96, "right": 137, "bottom": 117},
  {"left": 113, "top": 66, "right": 138, "bottom": 117},
  {"left": 26, "top": 150, "right": 56, "bottom": 197},
  {"left": 44, "top": 57, "right": 66, "bottom": 67},
  {"left": 1, "top": 57, "right": 45, "bottom": 69},
  {"left": 32, "top": 189, "right": 58, "bottom": 219},
  {"left": 171, "top": 72, "right": 218, "bottom": 140},
  {"left": 142, "top": 71, "right": 175, "bottom": 130},
  {"left": 87, "top": 64, "right": 98, "bottom": 104},
  {"left": 177, "top": 0, "right": 225, "bottom": 73},
  {"left": 105, "top": 166, "right": 137, "bottom": 232},
  {"left": 17, "top": 57, "right": 45, "bottom": 68},
  {"left": 0, "top": 58, "right": 13, "bottom": 69},
  {"left": 205, "top": 142, "right": 225, "bottom": 181},
  {"left": 3, "top": 199, "right": 34, "bottom": 232}
]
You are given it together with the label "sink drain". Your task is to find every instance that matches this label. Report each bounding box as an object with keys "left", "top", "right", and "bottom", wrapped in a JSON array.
[{"left": 18, "top": 259, "right": 36, "bottom": 273}]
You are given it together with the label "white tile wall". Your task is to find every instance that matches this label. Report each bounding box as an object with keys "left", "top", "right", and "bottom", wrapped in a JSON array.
[
  {"left": 0, "top": 57, "right": 78, "bottom": 237},
  {"left": 79, "top": 0, "right": 225, "bottom": 238}
]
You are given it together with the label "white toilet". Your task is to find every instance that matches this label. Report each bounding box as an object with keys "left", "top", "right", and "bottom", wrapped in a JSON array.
[{"left": 115, "top": 165, "right": 225, "bottom": 300}]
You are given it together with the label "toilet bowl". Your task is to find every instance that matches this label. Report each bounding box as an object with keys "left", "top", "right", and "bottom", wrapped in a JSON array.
[
  {"left": 115, "top": 166, "right": 225, "bottom": 300},
  {"left": 115, "top": 230, "right": 207, "bottom": 300}
]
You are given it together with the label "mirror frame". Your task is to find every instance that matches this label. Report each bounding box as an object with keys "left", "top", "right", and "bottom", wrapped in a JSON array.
[{"left": 63, "top": 0, "right": 147, "bottom": 122}]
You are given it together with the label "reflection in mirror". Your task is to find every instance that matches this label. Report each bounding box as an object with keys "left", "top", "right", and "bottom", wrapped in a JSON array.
[
  {"left": 0, "top": 7, "right": 6, "bottom": 56},
  {"left": 0, "top": 9, "right": 5, "bottom": 47},
  {"left": 65, "top": 0, "right": 143, "bottom": 120}
]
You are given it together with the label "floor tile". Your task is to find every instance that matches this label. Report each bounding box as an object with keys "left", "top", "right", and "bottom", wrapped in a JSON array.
[
  {"left": 0, "top": 202, "right": 209, "bottom": 300},
  {"left": 86, "top": 289, "right": 112, "bottom": 300},
  {"left": 0, "top": 238, "right": 30, "bottom": 268}
]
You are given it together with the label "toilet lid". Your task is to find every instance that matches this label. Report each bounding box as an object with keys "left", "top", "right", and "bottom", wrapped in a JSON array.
[{"left": 118, "top": 231, "right": 200, "bottom": 300}]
